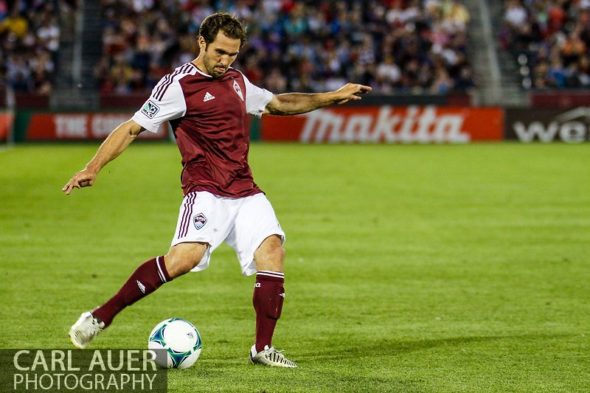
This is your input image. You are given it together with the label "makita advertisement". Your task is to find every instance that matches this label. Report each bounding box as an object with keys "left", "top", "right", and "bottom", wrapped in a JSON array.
[
  {"left": 505, "top": 108, "right": 590, "bottom": 143},
  {"left": 261, "top": 106, "right": 504, "bottom": 143}
]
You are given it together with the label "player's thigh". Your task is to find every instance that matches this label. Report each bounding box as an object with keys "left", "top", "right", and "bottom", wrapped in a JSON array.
[
  {"left": 170, "top": 191, "right": 236, "bottom": 274},
  {"left": 168, "top": 192, "right": 226, "bottom": 277},
  {"left": 227, "top": 193, "right": 285, "bottom": 275},
  {"left": 172, "top": 191, "right": 231, "bottom": 246}
]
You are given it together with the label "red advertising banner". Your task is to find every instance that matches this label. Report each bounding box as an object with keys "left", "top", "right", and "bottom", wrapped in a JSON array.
[
  {"left": 26, "top": 113, "right": 168, "bottom": 140},
  {"left": 0, "top": 113, "right": 14, "bottom": 141},
  {"left": 261, "top": 106, "right": 503, "bottom": 143}
]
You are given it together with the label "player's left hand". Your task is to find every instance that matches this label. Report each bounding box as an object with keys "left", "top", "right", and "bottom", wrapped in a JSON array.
[{"left": 334, "top": 83, "right": 372, "bottom": 104}]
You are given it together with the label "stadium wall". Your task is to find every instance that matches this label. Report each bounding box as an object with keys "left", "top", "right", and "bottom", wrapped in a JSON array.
[
  {"left": 9, "top": 106, "right": 590, "bottom": 144},
  {"left": 530, "top": 92, "right": 590, "bottom": 109}
]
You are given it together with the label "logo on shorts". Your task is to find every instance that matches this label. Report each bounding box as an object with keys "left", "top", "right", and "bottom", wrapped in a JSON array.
[
  {"left": 141, "top": 100, "right": 160, "bottom": 119},
  {"left": 193, "top": 213, "right": 207, "bottom": 230}
]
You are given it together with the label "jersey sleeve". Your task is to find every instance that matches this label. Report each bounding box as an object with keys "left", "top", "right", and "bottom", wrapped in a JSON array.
[
  {"left": 132, "top": 76, "right": 187, "bottom": 133},
  {"left": 242, "top": 73, "right": 274, "bottom": 117}
]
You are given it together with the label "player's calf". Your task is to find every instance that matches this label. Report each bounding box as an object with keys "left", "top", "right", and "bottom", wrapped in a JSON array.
[
  {"left": 92, "top": 256, "right": 172, "bottom": 327},
  {"left": 69, "top": 255, "right": 173, "bottom": 349}
]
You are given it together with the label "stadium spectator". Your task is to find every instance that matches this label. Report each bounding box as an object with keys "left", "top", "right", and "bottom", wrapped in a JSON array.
[
  {"left": 0, "top": 0, "right": 72, "bottom": 95},
  {"left": 501, "top": 0, "right": 590, "bottom": 89},
  {"left": 98, "top": 0, "right": 475, "bottom": 95}
]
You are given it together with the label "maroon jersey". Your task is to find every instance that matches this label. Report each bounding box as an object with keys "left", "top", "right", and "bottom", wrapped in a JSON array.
[{"left": 132, "top": 63, "right": 273, "bottom": 197}]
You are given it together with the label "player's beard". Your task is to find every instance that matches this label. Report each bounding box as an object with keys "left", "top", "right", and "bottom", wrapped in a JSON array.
[{"left": 204, "top": 56, "right": 227, "bottom": 78}]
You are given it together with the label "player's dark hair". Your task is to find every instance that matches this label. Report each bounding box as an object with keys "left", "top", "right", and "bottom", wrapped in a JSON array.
[{"left": 199, "top": 12, "right": 247, "bottom": 48}]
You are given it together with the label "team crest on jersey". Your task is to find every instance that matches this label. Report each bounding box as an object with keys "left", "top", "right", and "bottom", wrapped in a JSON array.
[
  {"left": 233, "top": 80, "right": 244, "bottom": 101},
  {"left": 141, "top": 100, "right": 160, "bottom": 119},
  {"left": 193, "top": 213, "right": 207, "bottom": 230}
]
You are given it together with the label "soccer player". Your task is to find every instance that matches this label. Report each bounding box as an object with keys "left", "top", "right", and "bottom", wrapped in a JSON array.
[{"left": 63, "top": 12, "right": 371, "bottom": 368}]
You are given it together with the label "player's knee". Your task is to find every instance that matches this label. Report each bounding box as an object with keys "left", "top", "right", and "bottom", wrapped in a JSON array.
[
  {"left": 165, "top": 243, "right": 208, "bottom": 277},
  {"left": 259, "top": 245, "right": 285, "bottom": 271},
  {"left": 269, "top": 245, "right": 285, "bottom": 264},
  {"left": 169, "top": 256, "right": 197, "bottom": 276}
]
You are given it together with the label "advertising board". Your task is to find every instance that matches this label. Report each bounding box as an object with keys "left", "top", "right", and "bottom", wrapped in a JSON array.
[
  {"left": 505, "top": 107, "right": 590, "bottom": 143},
  {"left": 261, "top": 106, "right": 503, "bottom": 143},
  {"left": 26, "top": 113, "right": 168, "bottom": 140}
]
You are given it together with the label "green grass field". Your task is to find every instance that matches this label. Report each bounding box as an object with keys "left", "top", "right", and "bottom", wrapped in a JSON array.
[{"left": 1, "top": 143, "right": 589, "bottom": 392}]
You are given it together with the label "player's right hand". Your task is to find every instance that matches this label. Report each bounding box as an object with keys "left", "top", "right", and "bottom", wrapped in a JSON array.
[{"left": 62, "top": 169, "right": 97, "bottom": 195}]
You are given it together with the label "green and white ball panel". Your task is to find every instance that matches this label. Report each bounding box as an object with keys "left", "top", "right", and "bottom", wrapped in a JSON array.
[
  {"left": 148, "top": 318, "right": 202, "bottom": 369},
  {"left": 148, "top": 340, "right": 173, "bottom": 369},
  {"left": 174, "top": 348, "right": 202, "bottom": 369}
]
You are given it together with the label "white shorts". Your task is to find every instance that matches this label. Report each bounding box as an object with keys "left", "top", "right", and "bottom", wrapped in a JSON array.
[{"left": 171, "top": 191, "right": 285, "bottom": 276}]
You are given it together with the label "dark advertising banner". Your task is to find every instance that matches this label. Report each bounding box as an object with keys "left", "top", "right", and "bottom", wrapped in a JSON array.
[
  {"left": 530, "top": 91, "right": 590, "bottom": 108},
  {"left": 505, "top": 107, "right": 590, "bottom": 143}
]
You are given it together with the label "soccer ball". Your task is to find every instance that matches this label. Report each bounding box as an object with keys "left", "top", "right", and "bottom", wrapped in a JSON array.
[{"left": 148, "top": 318, "right": 203, "bottom": 369}]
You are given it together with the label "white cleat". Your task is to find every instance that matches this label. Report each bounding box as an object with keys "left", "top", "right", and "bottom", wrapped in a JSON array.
[
  {"left": 69, "top": 311, "right": 105, "bottom": 349},
  {"left": 250, "top": 345, "right": 297, "bottom": 368}
]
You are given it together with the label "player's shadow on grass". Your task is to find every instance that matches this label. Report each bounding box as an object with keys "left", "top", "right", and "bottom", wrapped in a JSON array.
[{"left": 296, "top": 333, "right": 572, "bottom": 360}]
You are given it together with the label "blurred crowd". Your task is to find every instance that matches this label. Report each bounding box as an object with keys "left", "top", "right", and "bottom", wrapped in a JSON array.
[
  {"left": 0, "top": 0, "right": 75, "bottom": 95},
  {"left": 0, "top": 0, "right": 475, "bottom": 96},
  {"left": 98, "top": 0, "right": 475, "bottom": 95},
  {"left": 500, "top": 0, "right": 590, "bottom": 89}
]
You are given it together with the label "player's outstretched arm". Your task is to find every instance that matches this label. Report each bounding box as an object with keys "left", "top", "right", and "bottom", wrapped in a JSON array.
[
  {"left": 264, "top": 83, "right": 372, "bottom": 116},
  {"left": 62, "top": 119, "right": 144, "bottom": 195}
]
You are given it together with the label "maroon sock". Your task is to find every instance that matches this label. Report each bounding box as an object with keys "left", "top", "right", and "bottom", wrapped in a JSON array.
[
  {"left": 253, "top": 271, "right": 285, "bottom": 352},
  {"left": 93, "top": 256, "right": 171, "bottom": 327}
]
